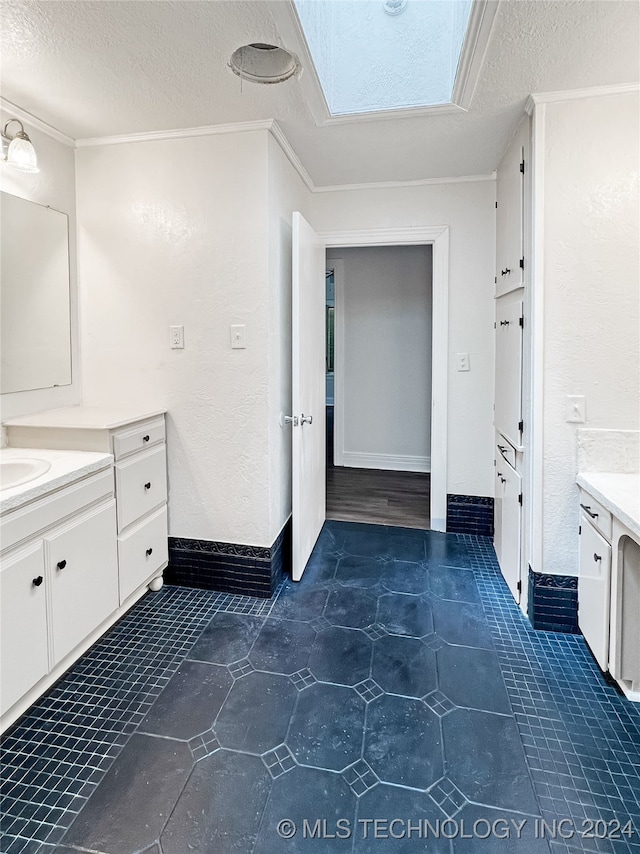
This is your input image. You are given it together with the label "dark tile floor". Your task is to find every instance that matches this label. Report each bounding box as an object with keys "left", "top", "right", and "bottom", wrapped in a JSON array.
[{"left": 1, "top": 522, "right": 639, "bottom": 854}]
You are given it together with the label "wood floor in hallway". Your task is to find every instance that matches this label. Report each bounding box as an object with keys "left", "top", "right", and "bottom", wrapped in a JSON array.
[{"left": 326, "top": 465, "right": 431, "bottom": 529}]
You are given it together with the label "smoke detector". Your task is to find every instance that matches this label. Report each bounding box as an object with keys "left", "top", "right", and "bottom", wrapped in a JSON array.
[
  {"left": 382, "top": 0, "right": 408, "bottom": 15},
  {"left": 229, "top": 43, "right": 301, "bottom": 84}
]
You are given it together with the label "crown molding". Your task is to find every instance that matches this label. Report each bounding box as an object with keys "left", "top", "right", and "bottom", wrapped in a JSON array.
[
  {"left": 314, "top": 173, "right": 496, "bottom": 193},
  {"left": 526, "top": 82, "right": 640, "bottom": 113},
  {"left": 268, "top": 120, "right": 314, "bottom": 191},
  {"left": 0, "top": 98, "right": 75, "bottom": 147},
  {"left": 319, "top": 225, "right": 448, "bottom": 246},
  {"left": 452, "top": 0, "right": 500, "bottom": 111},
  {"left": 75, "top": 119, "right": 275, "bottom": 148}
]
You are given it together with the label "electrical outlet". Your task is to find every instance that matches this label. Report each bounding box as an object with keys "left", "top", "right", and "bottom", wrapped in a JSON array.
[
  {"left": 566, "top": 395, "right": 586, "bottom": 423},
  {"left": 456, "top": 353, "right": 470, "bottom": 372},
  {"left": 231, "top": 324, "right": 246, "bottom": 349},
  {"left": 169, "top": 325, "right": 184, "bottom": 349}
]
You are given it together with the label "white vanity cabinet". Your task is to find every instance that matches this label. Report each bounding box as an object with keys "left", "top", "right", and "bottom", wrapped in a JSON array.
[
  {"left": 578, "top": 494, "right": 612, "bottom": 671},
  {"left": 494, "top": 437, "right": 523, "bottom": 603},
  {"left": 5, "top": 407, "right": 169, "bottom": 606}
]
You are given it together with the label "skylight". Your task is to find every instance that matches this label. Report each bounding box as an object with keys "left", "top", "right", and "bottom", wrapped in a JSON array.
[{"left": 292, "top": 0, "right": 474, "bottom": 116}]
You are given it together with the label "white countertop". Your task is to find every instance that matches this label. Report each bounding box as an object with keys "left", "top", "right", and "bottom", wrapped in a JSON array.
[
  {"left": 577, "top": 472, "right": 640, "bottom": 540},
  {"left": 4, "top": 405, "right": 165, "bottom": 430},
  {"left": 0, "top": 448, "right": 113, "bottom": 514}
]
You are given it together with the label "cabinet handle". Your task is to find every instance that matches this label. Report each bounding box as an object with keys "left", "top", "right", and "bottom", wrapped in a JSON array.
[
  {"left": 144, "top": 482, "right": 151, "bottom": 490},
  {"left": 146, "top": 547, "right": 153, "bottom": 556},
  {"left": 499, "top": 319, "right": 510, "bottom": 326},
  {"left": 593, "top": 553, "right": 602, "bottom": 562},
  {"left": 32, "top": 575, "right": 43, "bottom": 587},
  {"left": 501, "top": 268, "right": 511, "bottom": 276},
  {"left": 57, "top": 559, "right": 67, "bottom": 570},
  {"left": 500, "top": 476, "right": 506, "bottom": 484},
  {"left": 580, "top": 503, "right": 598, "bottom": 519},
  {"left": 142, "top": 434, "right": 150, "bottom": 442}
]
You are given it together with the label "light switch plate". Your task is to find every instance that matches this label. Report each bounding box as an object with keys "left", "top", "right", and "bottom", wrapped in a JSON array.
[
  {"left": 566, "top": 395, "right": 586, "bottom": 423},
  {"left": 169, "top": 325, "right": 184, "bottom": 349},
  {"left": 456, "top": 353, "right": 470, "bottom": 372},
  {"left": 231, "top": 324, "right": 246, "bottom": 349}
]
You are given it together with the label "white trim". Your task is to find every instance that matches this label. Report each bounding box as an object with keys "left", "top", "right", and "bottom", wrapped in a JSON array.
[
  {"left": 75, "top": 119, "right": 275, "bottom": 148},
  {"left": 314, "top": 173, "right": 496, "bottom": 194},
  {"left": 0, "top": 98, "right": 75, "bottom": 147},
  {"left": 452, "top": 1, "right": 500, "bottom": 111},
  {"left": 329, "top": 260, "right": 346, "bottom": 467},
  {"left": 530, "top": 103, "right": 546, "bottom": 575},
  {"left": 269, "top": 121, "right": 315, "bottom": 192},
  {"left": 271, "top": 0, "right": 498, "bottom": 126},
  {"left": 526, "top": 82, "right": 640, "bottom": 112},
  {"left": 342, "top": 453, "right": 431, "bottom": 473},
  {"left": 322, "top": 226, "right": 449, "bottom": 533}
]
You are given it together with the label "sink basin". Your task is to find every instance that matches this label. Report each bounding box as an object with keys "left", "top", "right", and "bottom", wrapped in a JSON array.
[{"left": 0, "top": 458, "right": 52, "bottom": 489}]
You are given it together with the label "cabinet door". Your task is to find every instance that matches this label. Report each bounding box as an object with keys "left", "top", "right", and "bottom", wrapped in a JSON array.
[
  {"left": 578, "top": 516, "right": 612, "bottom": 672},
  {"left": 494, "top": 464, "right": 503, "bottom": 568},
  {"left": 498, "top": 461, "right": 522, "bottom": 603},
  {"left": 495, "top": 300, "right": 523, "bottom": 448},
  {"left": 47, "top": 501, "right": 118, "bottom": 665},
  {"left": 0, "top": 542, "right": 49, "bottom": 715},
  {"left": 496, "top": 126, "right": 525, "bottom": 296}
]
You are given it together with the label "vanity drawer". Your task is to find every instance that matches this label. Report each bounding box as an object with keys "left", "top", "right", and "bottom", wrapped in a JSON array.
[
  {"left": 113, "top": 418, "right": 165, "bottom": 460},
  {"left": 579, "top": 490, "right": 612, "bottom": 541},
  {"left": 115, "top": 446, "right": 167, "bottom": 532},
  {"left": 496, "top": 436, "right": 516, "bottom": 468},
  {"left": 118, "top": 506, "right": 168, "bottom": 603}
]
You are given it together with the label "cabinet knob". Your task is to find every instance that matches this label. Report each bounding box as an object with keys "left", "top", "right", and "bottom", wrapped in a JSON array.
[
  {"left": 501, "top": 268, "right": 511, "bottom": 276},
  {"left": 32, "top": 575, "right": 43, "bottom": 587},
  {"left": 57, "top": 559, "right": 67, "bottom": 570},
  {"left": 146, "top": 547, "right": 153, "bottom": 556},
  {"left": 142, "top": 434, "right": 150, "bottom": 443},
  {"left": 593, "top": 553, "right": 602, "bottom": 562},
  {"left": 144, "top": 482, "right": 151, "bottom": 490}
]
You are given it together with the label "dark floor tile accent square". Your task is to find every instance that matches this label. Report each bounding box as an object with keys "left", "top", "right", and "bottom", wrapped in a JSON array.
[
  {"left": 139, "top": 660, "right": 232, "bottom": 740},
  {"left": 188, "top": 729, "right": 221, "bottom": 762},
  {"left": 423, "top": 690, "right": 456, "bottom": 717},
  {"left": 429, "top": 777, "right": 467, "bottom": 818},
  {"left": 261, "top": 744, "right": 296, "bottom": 779},
  {"left": 187, "top": 612, "right": 264, "bottom": 665},
  {"left": 227, "top": 658, "right": 255, "bottom": 679},
  {"left": 160, "top": 750, "right": 271, "bottom": 854},
  {"left": 289, "top": 669, "right": 317, "bottom": 691},
  {"left": 362, "top": 622, "right": 388, "bottom": 640},
  {"left": 342, "top": 760, "right": 378, "bottom": 797},
  {"left": 354, "top": 678, "right": 384, "bottom": 703},
  {"left": 62, "top": 734, "right": 193, "bottom": 854},
  {"left": 310, "top": 615, "right": 332, "bottom": 632},
  {"left": 214, "top": 671, "right": 297, "bottom": 754},
  {"left": 446, "top": 494, "right": 494, "bottom": 537}
]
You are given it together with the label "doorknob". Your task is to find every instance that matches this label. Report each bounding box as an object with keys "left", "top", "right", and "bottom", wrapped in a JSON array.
[
  {"left": 301, "top": 414, "right": 313, "bottom": 426},
  {"left": 280, "top": 414, "right": 299, "bottom": 427}
]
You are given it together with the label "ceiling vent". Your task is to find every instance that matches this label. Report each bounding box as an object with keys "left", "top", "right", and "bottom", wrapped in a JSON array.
[{"left": 229, "top": 43, "right": 301, "bottom": 84}]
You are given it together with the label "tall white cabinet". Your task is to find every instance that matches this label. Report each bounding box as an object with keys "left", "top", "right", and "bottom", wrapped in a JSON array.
[{"left": 494, "top": 118, "right": 529, "bottom": 605}]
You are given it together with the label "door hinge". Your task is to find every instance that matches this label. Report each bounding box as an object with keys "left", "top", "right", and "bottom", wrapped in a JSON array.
[
  {"left": 518, "top": 493, "right": 523, "bottom": 506},
  {"left": 520, "top": 160, "right": 525, "bottom": 174},
  {"left": 519, "top": 316, "right": 524, "bottom": 327},
  {"left": 518, "top": 420, "right": 524, "bottom": 433},
  {"left": 519, "top": 257, "right": 525, "bottom": 269},
  {"left": 494, "top": 277, "right": 497, "bottom": 285},
  {"left": 517, "top": 579, "right": 522, "bottom": 593},
  {"left": 495, "top": 201, "right": 498, "bottom": 208},
  {"left": 579, "top": 524, "right": 582, "bottom": 535},
  {"left": 493, "top": 321, "right": 496, "bottom": 329}
]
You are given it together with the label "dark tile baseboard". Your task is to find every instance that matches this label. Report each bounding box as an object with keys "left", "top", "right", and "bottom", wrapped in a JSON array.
[
  {"left": 446, "top": 494, "right": 494, "bottom": 537},
  {"left": 166, "top": 519, "right": 291, "bottom": 599},
  {"left": 527, "top": 567, "right": 579, "bottom": 634}
]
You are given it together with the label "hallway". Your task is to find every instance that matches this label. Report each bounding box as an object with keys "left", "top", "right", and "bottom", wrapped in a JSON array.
[{"left": 2, "top": 523, "right": 639, "bottom": 853}]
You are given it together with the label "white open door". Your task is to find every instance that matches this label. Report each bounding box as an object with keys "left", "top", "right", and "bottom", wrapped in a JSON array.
[{"left": 291, "top": 212, "right": 326, "bottom": 581}]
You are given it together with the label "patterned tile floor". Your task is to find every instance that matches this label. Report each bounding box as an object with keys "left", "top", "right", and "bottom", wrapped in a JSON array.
[{"left": 1, "top": 521, "right": 639, "bottom": 854}]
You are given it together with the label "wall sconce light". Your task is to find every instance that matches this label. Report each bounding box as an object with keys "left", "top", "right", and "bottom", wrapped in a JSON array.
[{"left": 1, "top": 119, "right": 39, "bottom": 173}]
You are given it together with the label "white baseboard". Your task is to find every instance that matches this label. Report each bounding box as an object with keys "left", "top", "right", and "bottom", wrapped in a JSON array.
[{"left": 341, "top": 452, "right": 431, "bottom": 473}]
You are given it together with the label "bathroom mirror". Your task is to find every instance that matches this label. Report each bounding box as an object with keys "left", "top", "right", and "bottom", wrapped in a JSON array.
[{"left": 1, "top": 191, "right": 72, "bottom": 394}]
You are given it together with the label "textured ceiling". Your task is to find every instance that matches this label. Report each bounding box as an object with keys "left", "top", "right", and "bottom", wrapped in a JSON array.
[{"left": 1, "top": 0, "right": 638, "bottom": 186}]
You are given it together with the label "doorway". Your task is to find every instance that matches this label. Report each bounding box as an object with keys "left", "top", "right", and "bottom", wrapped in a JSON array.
[{"left": 325, "top": 245, "right": 433, "bottom": 529}]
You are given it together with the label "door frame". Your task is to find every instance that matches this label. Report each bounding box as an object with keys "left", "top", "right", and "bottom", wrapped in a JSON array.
[{"left": 318, "top": 226, "right": 450, "bottom": 533}]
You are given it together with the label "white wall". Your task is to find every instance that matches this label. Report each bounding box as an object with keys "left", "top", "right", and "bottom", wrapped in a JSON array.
[
  {"left": 326, "top": 245, "right": 432, "bottom": 471},
  {"left": 311, "top": 180, "right": 496, "bottom": 497},
  {"left": 0, "top": 107, "right": 80, "bottom": 419},
  {"left": 267, "top": 134, "right": 313, "bottom": 543},
  {"left": 76, "top": 130, "right": 273, "bottom": 546},
  {"left": 539, "top": 92, "right": 640, "bottom": 575}
]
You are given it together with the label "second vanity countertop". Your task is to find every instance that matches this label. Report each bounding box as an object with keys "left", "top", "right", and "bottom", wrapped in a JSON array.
[
  {"left": 577, "top": 472, "right": 640, "bottom": 540},
  {"left": 0, "top": 448, "right": 113, "bottom": 515},
  {"left": 3, "top": 405, "right": 165, "bottom": 431}
]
